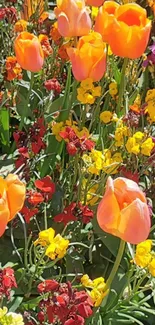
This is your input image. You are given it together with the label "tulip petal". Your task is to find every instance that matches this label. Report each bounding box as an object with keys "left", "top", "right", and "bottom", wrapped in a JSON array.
[
  {"left": 67, "top": 47, "right": 91, "bottom": 80},
  {"left": 97, "top": 177, "right": 120, "bottom": 235},
  {"left": 77, "top": 10, "right": 92, "bottom": 36},
  {"left": 6, "top": 174, "right": 26, "bottom": 221},
  {"left": 0, "top": 193, "right": 10, "bottom": 237},
  {"left": 57, "top": 13, "right": 70, "bottom": 37},
  {"left": 118, "top": 198, "right": 151, "bottom": 244},
  {"left": 90, "top": 51, "right": 106, "bottom": 82}
]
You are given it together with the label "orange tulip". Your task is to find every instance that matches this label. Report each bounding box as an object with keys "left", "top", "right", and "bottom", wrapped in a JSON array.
[
  {"left": 97, "top": 177, "right": 151, "bottom": 244},
  {"left": 67, "top": 32, "right": 106, "bottom": 81},
  {"left": 105, "top": 3, "right": 151, "bottom": 59},
  {"left": 54, "top": 0, "right": 91, "bottom": 37},
  {"left": 14, "top": 32, "right": 44, "bottom": 72},
  {"left": 86, "top": 0, "right": 104, "bottom": 6},
  {"left": 0, "top": 174, "right": 26, "bottom": 237},
  {"left": 94, "top": 1, "right": 120, "bottom": 42}
]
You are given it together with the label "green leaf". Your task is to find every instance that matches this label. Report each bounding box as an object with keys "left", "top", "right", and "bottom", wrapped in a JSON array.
[
  {"left": 111, "top": 61, "right": 121, "bottom": 84},
  {"left": 8, "top": 296, "right": 23, "bottom": 312},
  {"left": 65, "top": 254, "right": 84, "bottom": 283},
  {"left": 0, "top": 107, "right": 10, "bottom": 151}
]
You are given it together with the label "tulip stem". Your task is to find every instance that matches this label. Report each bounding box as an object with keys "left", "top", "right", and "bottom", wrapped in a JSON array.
[
  {"left": 116, "top": 58, "right": 128, "bottom": 116},
  {"left": 105, "top": 239, "right": 126, "bottom": 289}
]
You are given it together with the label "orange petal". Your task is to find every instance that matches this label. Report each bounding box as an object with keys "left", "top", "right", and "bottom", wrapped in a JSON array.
[
  {"left": 6, "top": 174, "right": 26, "bottom": 221},
  {"left": 57, "top": 13, "right": 70, "bottom": 37},
  {"left": 118, "top": 198, "right": 151, "bottom": 244},
  {"left": 0, "top": 192, "right": 10, "bottom": 237},
  {"left": 97, "top": 177, "right": 120, "bottom": 236},
  {"left": 90, "top": 50, "right": 106, "bottom": 81}
]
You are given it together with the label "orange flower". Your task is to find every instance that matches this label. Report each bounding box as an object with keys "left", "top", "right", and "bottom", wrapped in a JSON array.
[
  {"left": 106, "top": 3, "right": 151, "bottom": 59},
  {"left": 67, "top": 32, "right": 106, "bottom": 81},
  {"left": 86, "top": 0, "right": 104, "bottom": 6},
  {"left": 54, "top": 0, "right": 91, "bottom": 37},
  {"left": 58, "top": 44, "right": 69, "bottom": 61},
  {"left": 0, "top": 174, "right": 26, "bottom": 237},
  {"left": 14, "top": 32, "right": 44, "bottom": 72},
  {"left": 14, "top": 19, "right": 28, "bottom": 33},
  {"left": 38, "top": 34, "right": 53, "bottom": 58},
  {"left": 97, "top": 177, "right": 151, "bottom": 244},
  {"left": 38, "top": 11, "right": 49, "bottom": 23},
  {"left": 6, "top": 56, "right": 22, "bottom": 81},
  {"left": 94, "top": 1, "right": 120, "bottom": 42},
  {"left": 21, "top": 0, "right": 44, "bottom": 20},
  {"left": 50, "top": 22, "right": 62, "bottom": 43}
]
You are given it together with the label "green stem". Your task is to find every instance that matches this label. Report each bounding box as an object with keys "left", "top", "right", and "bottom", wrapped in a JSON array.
[
  {"left": 116, "top": 58, "right": 128, "bottom": 116},
  {"left": 105, "top": 239, "right": 126, "bottom": 289}
]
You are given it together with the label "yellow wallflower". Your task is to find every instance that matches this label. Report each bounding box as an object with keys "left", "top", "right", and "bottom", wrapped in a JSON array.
[
  {"left": 81, "top": 274, "right": 94, "bottom": 287},
  {"left": 100, "top": 111, "right": 113, "bottom": 124},
  {"left": 133, "top": 131, "right": 144, "bottom": 143},
  {"left": 45, "top": 234, "right": 69, "bottom": 260},
  {"left": 141, "top": 138, "right": 154, "bottom": 156},
  {"left": 34, "top": 228, "right": 55, "bottom": 247},
  {"left": 109, "top": 82, "right": 118, "bottom": 96},
  {"left": 114, "top": 124, "right": 129, "bottom": 147},
  {"left": 148, "top": 258, "right": 155, "bottom": 277},
  {"left": 134, "top": 240, "right": 152, "bottom": 268},
  {"left": 92, "top": 277, "right": 106, "bottom": 290},
  {"left": 52, "top": 122, "right": 64, "bottom": 142},
  {"left": 92, "top": 86, "right": 101, "bottom": 97},
  {"left": 0, "top": 307, "right": 7, "bottom": 319},
  {"left": 85, "top": 93, "right": 95, "bottom": 104},
  {"left": 89, "top": 288, "right": 107, "bottom": 307},
  {"left": 81, "top": 78, "right": 93, "bottom": 90},
  {"left": 126, "top": 137, "right": 140, "bottom": 155}
]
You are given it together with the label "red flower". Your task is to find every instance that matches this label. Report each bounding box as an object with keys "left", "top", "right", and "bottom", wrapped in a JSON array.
[
  {"left": 35, "top": 176, "right": 55, "bottom": 194},
  {"left": 120, "top": 166, "right": 139, "bottom": 183},
  {"left": 54, "top": 202, "right": 77, "bottom": 225},
  {"left": 77, "top": 202, "right": 94, "bottom": 224},
  {"left": 0, "top": 267, "right": 17, "bottom": 299},
  {"left": 20, "top": 206, "right": 38, "bottom": 223},
  {"left": 44, "top": 78, "right": 61, "bottom": 96},
  {"left": 77, "top": 303, "right": 93, "bottom": 318},
  {"left": 38, "top": 280, "right": 59, "bottom": 293},
  {"left": 28, "top": 192, "right": 44, "bottom": 206},
  {"left": 18, "top": 147, "right": 29, "bottom": 158},
  {"left": 64, "top": 315, "right": 85, "bottom": 325},
  {"left": 67, "top": 142, "right": 78, "bottom": 156}
]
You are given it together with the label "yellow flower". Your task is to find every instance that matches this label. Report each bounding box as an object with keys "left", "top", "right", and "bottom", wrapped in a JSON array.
[
  {"left": 134, "top": 240, "right": 152, "bottom": 268},
  {"left": 92, "top": 86, "right": 101, "bottom": 97},
  {"left": 86, "top": 184, "right": 99, "bottom": 206},
  {"left": 7, "top": 313, "right": 24, "bottom": 325},
  {"left": 82, "top": 154, "right": 92, "bottom": 165},
  {"left": 34, "top": 228, "right": 55, "bottom": 247},
  {"left": 81, "top": 78, "right": 93, "bottom": 90},
  {"left": 108, "top": 46, "right": 113, "bottom": 56},
  {"left": 0, "top": 307, "right": 7, "bottom": 319},
  {"left": 85, "top": 93, "right": 95, "bottom": 104},
  {"left": 92, "top": 277, "right": 106, "bottom": 291},
  {"left": 81, "top": 274, "right": 94, "bottom": 287},
  {"left": 136, "top": 240, "right": 152, "bottom": 255},
  {"left": 126, "top": 137, "right": 140, "bottom": 155},
  {"left": 109, "top": 82, "right": 118, "bottom": 96},
  {"left": 135, "top": 254, "right": 152, "bottom": 268},
  {"left": 91, "top": 6, "right": 99, "bottom": 20},
  {"left": 133, "top": 132, "right": 144, "bottom": 143},
  {"left": 52, "top": 122, "right": 64, "bottom": 142},
  {"left": 45, "top": 234, "right": 69, "bottom": 260},
  {"left": 141, "top": 138, "right": 154, "bottom": 156},
  {"left": 91, "top": 149, "right": 103, "bottom": 161},
  {"left": 89, "top": 288, "right": 108, "bottom": 307},
  {"left": 100, "top": 111, "right": 113, "bottom": 124},
  {"left": 145, "top": 89, "right": 155, "bottom": 102},
  {"left": 148, "top": 258, "right": 155, "bottom": 276}
]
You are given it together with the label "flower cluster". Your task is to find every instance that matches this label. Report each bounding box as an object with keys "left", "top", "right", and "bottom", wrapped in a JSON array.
[
  {"left": 34, "top": 228, "right": 69, "bottom": 260},
  {"left": 52, "top": 120, "right": 94, "bottom": 155},
  {"left": 126, "top": 132, "right": 154, "bottom": 156},
  {"left": 21, "top": 176, "right": 55, "bottom": 223},
  {"left": 81, "top": 274, "right": 108, "bottom": 307},
  {"left": 0, "top": 267, "right": 17, "bottom": 299},
  {"left": 0, "top": 307, "right": 24, "bottom": 325},
  {"left": 37, "top": 280, "right": 93, "bottom": 324},
  {"left": 13, "top": 117, "right": 46, "bottom": 173},
  {"left": 82, "top": 149, "right": 123, "bottom": 175},
  {"left": 134, "top": 240, "right": 155, "bottom": 276},
  {"left": 54, "top": 201, "right": 94, "bottom": 225},
  {"left": 5, "top": 56, "right": 22, "bottom": 81},
  {"left": 77, "top": 78, "right": 102, "bottom": 104}
]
